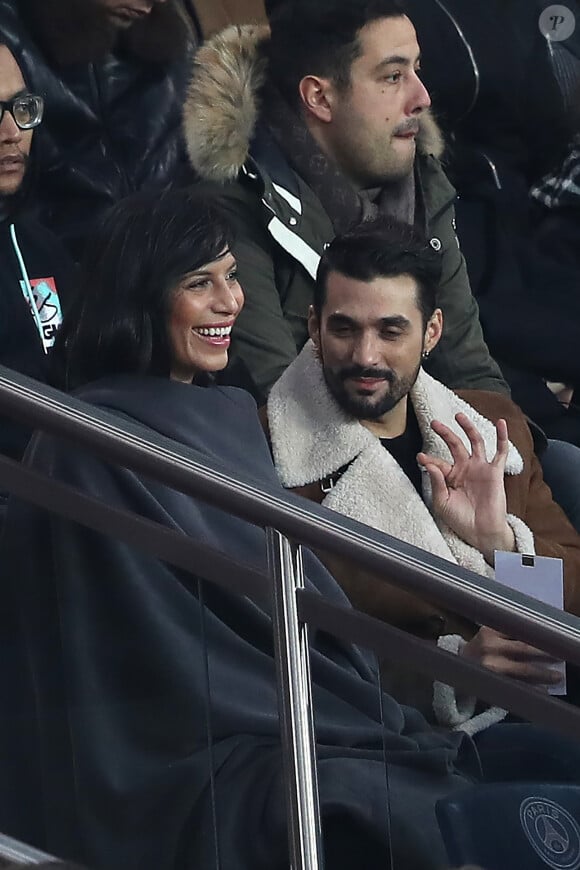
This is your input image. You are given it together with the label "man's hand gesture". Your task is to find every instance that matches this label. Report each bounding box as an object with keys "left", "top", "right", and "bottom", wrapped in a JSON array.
[{"left": 417, "top": 413, "right": 515, "bottom": 564}]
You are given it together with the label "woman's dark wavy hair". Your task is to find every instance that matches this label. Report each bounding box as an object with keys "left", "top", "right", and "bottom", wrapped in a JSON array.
[
  {"left": 54, "top": 188, "right": 234, "bottom": 390},
  {"left": 314, "top": 216, "right": 442, "bottom": 328}
]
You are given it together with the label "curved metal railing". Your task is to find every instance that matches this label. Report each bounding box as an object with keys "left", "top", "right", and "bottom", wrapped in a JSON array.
[{"left": 1, "top": 365, "right": 580, "bottom": 869}]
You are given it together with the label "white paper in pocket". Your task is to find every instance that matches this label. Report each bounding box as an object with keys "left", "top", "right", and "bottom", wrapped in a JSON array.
[{"left": 494, "top": 551, "right": 566, "bottom": 695}]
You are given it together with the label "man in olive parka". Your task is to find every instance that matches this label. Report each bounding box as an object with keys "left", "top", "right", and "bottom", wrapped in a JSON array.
[{"left": 183, "top": 0, "right": 507, "bottom": 402}]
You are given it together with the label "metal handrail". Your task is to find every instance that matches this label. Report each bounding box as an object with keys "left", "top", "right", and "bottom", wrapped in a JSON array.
[
  {"left": 3, "top": 444, "right": 580, "bottom": 740},
  {"left": 1, "top": 367, "right": 580, "bottom": 665},
  {"left": 0, "top": 833, "right": 56, "bottom": 865},
  {"left": 3, "top": 367, "right": 580, "bottom": 870}
]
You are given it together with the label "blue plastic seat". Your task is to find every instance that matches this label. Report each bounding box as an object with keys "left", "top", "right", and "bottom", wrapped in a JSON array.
[{"left": 436, "top": 783, "right": 580, "bottom": 870}]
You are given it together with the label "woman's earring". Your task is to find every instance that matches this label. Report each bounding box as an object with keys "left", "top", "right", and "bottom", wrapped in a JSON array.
[{"left": 422, "top": 349, "right": 430, "bottom": 361}]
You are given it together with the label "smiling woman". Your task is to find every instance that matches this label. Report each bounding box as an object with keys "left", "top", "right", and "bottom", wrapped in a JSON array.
[
  {"left": 168, "top": 247, "right": 243, "bottom": 383},
  {"left": 0, "top": 185, "right": 485, "bottom": 870},
  {"left": 54, "top": 188, "right": 244, "bottom": 389}
]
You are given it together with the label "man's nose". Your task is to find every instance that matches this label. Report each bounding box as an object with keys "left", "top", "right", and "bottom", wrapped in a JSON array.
[
  {"left": 409, "top": 73, "right": 431, "bottom": 115},
  {"left": 352, "top": 333, "right": 380, "bottom": 368},
  {"left": 0, "top": 112, "right": 22, "bottom": 143}
]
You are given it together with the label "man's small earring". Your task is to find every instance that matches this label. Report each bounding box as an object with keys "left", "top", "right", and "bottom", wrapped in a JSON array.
[{"left": 422, "top": 349, "right": 430, "bottom": 361}]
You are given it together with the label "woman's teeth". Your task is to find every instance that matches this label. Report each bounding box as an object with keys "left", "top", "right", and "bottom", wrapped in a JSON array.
[{"left": 194, "top": 326, "right": 232, "bottom": 337}]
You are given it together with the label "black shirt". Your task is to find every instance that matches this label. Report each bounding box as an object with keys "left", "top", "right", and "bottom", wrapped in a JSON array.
[{"left": 380, "top": 404, "right": 424, "bottom": 495}]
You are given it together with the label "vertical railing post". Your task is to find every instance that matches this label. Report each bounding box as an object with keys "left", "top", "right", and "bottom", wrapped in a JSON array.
[{"left": 267, "top": 528, "right": 323, "bottom": 870}]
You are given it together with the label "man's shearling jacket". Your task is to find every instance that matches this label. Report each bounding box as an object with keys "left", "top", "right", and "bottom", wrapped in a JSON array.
[
  {"left": 262, "top": 343, "right": 580, "bottom": 724},
  {"left": 183, "top": 24, "right": 507, "bottom": 402}
]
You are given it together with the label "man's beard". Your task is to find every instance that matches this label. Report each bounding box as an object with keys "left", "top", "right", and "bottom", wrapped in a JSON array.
[
  {"left": 323, "top": 362, "right": 421, "bottom": 421},
  {"left": 331, "top": 110, "right": 417, "bottom": 188}
]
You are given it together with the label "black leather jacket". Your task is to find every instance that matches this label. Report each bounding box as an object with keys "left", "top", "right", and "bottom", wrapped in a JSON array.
[{"left": 0, "top": 0, "right": 195, "bottom": 258}]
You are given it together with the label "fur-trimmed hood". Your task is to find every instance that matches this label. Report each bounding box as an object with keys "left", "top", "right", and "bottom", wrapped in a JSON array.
[
  {"left": 267, "top": 342, "right": 534, "bottom": 579},
  {"left": 184, "top": 24, "right": 445, "bottom": 183}
]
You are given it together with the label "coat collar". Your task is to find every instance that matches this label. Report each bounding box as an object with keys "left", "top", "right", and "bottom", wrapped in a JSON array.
[
  {"left": 267, "top": 342, "right": 528, "bottom": 577},
  {"left": 184, "top": 24, "right": 445, "bottom": 183},
  {"left": 267, "top": 341, "right": 523, "bottom": 490}
]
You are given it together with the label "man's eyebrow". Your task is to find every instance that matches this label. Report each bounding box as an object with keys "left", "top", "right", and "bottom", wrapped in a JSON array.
[
  {"left": 378, "top": 315, "right": 411, "bottom": 328},
  {"left": 326, "top": 314, "right": 411, "bottom": 329},
  {"left": 2, "top": 88, "right": 28, "bottom": 101},
  {"left": 373, "top": 53, "right": 421, "bottom": 72},
  {"left": 327, "top": 313, "right": 358, "bottom": 325}
]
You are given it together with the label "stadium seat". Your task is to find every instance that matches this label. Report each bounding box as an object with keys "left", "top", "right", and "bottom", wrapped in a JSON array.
[{"left": 436, "top": 782, "right": 580, "bottom": 869}]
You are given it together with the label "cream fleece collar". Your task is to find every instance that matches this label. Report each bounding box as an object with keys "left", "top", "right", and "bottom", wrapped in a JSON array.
[
  {"left": 267, "top": 342, "right": 530, "bottom": 576},
  {"left": 268, "top": 341, "right": 523, "bottom": 489}
]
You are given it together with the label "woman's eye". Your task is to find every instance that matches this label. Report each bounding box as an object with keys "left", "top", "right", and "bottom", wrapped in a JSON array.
[
  {"left": 187, "top": 280, "right": 210, "bottom": 290},
  {"left": 226, "top": 270, "right": 239, "bottom": 282}
]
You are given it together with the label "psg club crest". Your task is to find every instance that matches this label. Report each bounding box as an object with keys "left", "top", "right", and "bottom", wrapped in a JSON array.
[{"left": 520, "top": 797, "right": 580, "bottom": 870}]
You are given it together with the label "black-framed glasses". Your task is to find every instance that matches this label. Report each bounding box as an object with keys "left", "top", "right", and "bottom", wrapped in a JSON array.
[{"left": 0, "top": 94, "right": 44, "bottom": 130}]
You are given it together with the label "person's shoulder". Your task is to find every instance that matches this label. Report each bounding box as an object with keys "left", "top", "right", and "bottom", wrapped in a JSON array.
[
  {"left": 215, "top": 384, "right": 259, "bottom": 413},
  {"left": 417, "top": 152, "right": 456, "bottom": 203},
  {"left": 10, "top": 214, "right": 76, "bottom": 274},
  {"left": 193, "top": 176, "right": 265, "bottom": 219},
  {"left": 14, "top": 214, "right": 62, "bottom": 244},
  {"left": 457, "top": 388, "right": 525, "bottom": 421},
  {"left": 457, "top": 389, "right": 537, "bottom": 465}
]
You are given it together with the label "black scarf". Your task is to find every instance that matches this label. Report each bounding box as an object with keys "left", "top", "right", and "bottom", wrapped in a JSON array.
[{"left": 262, "top": 83, "right": 416, "bottom": 235}]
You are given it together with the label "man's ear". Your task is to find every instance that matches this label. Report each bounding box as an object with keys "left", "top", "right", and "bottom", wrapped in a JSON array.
[
  {"left": 308, "top": 305, "right": 321, "bottom": 350},
  {"left": 423, "top": 308, "right": 443, "bottom": 356},
  {"left": 298, "top": 76, "right": 333, "bottom": 124}
]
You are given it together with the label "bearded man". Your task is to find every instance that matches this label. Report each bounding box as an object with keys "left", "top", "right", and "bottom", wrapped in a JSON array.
[{"left": 262, "top": 217, "right": 580, "bottom": 728}]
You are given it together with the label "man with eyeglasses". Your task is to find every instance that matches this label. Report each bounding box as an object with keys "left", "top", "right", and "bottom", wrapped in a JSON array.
[
  {"left": 0, "top": 0, "right": 267, "bottom": 260},
  {"left": 0, "top": 43, "right": 74, "bottom": 477},
  {"left": 0, "top": 0, "right": 194, "bottom": 259},
  {"left": 0, "top": 87, "right": 42, "bottom": 197}
]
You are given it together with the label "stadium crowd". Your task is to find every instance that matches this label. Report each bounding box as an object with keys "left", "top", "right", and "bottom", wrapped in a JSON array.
[{"left": 1, "top": 0, "right": 580, "bottom": 868}]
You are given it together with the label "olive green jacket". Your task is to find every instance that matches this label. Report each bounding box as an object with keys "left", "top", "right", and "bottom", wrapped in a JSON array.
[{"left": 184, "top": 25, "right": 508, "bottom": 401}]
